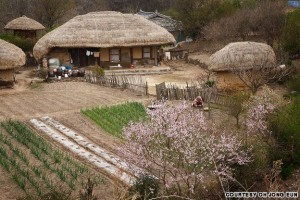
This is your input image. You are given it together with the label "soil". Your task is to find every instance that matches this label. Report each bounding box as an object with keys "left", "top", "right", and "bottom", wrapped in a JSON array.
[
  {"left": 144, "top": 60, "right": 208, "bottom": 94},
  {"left": 0, "top": 166, "right": 24, "bottom": 200},
  {"left": 143, "top": 56, "right": 249, "bottom": 95},
  {"left": 0, "top": 80, "right": 148, "bottom": 121}
]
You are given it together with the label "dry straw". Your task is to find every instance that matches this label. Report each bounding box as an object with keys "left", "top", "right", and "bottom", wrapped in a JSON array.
[
  {"left": 33, "top": 11, "right": 176, "bottom": 60},
  {"left": 4, "top": 15, "right": 45, "bottom": 31},
  {"left": 0, "top": 39, "right": 26, "bottom": 70},
  {"left": 209, "top": 42, "right": 276, "bottom": 72}
]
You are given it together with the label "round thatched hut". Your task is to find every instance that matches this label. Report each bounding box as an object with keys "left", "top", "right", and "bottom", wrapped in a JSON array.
[
  {"left": 4, "top": 15, "right": 45, "bottom": 39},
  {"left": 209, "top": 42, "right": 276, "bottom": 72},
  {"left": 33, "top": 11, "right": 176, "bottom": 68},
  {"left": 208, "top": 42, "right": 276, "bottom": 92},
  {"left": 0, "top": 39, "right": 26, "bottom": 86}
]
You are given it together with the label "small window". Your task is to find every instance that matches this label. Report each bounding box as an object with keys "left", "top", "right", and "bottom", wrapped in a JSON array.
[
  {"left": 143, "top": 47, "right": 151, "bottom": 58},
  {"left": 110, "top": 49, "right": 120, "bottom": 62}
]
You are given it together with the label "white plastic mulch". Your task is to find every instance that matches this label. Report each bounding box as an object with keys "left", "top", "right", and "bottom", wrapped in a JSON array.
[
  {"left": 30, "top": 118, "right": 136, "bottom": 185},
  {"left": 40, "top": 116, "right": 142, "bottom": 177}
]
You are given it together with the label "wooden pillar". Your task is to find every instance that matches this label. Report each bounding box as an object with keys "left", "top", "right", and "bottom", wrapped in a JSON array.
[
  {"left": 154, "top": 46, "right": 158, "bottom": 66},
  {"left": 130, "top": 48, "right": 133, "bottom": 64}
]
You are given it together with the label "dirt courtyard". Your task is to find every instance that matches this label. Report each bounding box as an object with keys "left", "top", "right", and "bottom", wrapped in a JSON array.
[{"left": 142, "top": 53, "right": 245, "bottom": 94}]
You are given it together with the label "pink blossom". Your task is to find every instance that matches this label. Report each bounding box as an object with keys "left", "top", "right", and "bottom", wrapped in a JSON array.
[{"left": 118, "top": 102, "right": 251, "bottom": 197}]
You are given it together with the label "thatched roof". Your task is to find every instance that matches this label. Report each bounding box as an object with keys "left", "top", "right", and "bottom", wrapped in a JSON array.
[
  {"left": 0, "top": 39, "right": 26, "bottom": 70},
  {"left": 209, "top": 42, "right": 276, "bottom": 72},
  {"left": 4, "top": 15, "right": 45, "bottom": 31},
  {"left": 33, "top": 11, "right": 176, "bottom": 60}
]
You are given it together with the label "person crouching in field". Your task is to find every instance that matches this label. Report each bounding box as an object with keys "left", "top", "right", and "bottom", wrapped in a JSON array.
[{"left": 192, "top": 96, "right": 204, "bottom": 108}]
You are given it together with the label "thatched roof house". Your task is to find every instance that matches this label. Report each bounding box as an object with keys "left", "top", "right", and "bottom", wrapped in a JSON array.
[
  {"left": 209, "top": 42, "right": 276, "bottom": 72},
  {"left": 5, "top": 15, "right": 45, "bottom": 39},
  {"left": 33, "top": 11, "right": 176, "bottom": 67},
  {"left": 0, "top": 39, "right": 26, "bottom": 84}
]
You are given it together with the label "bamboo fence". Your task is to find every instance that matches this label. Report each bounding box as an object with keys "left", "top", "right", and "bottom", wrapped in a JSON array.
[
  {"left": 85, "top": 72, "right": 148, "bottom": 96},
  {"left": 156, "top": 82, "right": 233, "bottom": 106}
]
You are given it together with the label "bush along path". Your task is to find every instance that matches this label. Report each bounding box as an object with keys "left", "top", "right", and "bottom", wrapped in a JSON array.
[{"left": 30, "top": 117, "right": 140, "bottom": 185}]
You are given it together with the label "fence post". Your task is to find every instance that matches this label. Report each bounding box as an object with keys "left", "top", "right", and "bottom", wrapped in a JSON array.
[{"left": 145, "top": 82, "right": 149, "bottom": 96}]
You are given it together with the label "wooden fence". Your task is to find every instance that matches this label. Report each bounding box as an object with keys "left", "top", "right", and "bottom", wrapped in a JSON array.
[
  {"left": 85, "top": 72, "right": 149, "bottom": 96},
  {"left": 156, "top": 82, "right": 233, "bottom": 106}
]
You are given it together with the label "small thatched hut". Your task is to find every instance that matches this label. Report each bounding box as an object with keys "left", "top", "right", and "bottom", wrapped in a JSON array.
[
  {"left": 208, "top": 42, "right": 276, "bottom": 91},
  {"left": 209, "top": 42, "right": 276, "bottom": 72},
  {"left": 33, "top": 11, "right": 176, "bottom": 68},
  {"left": 0, "top": 39, "right": 26, "bottom": 85},
  {"left": 4, "top": 15, "right": 45, "bottom": 39}
]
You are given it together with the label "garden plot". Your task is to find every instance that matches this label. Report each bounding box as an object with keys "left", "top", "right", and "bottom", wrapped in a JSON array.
[
  {"left": 30, "top": 118, "right": 136, "bottom": 185},
  {"left": 40, "top": 116, "right": 142, "bottom": 177},
  {"left": 0, "top": 120, "right": 106, "bottom": 199}
]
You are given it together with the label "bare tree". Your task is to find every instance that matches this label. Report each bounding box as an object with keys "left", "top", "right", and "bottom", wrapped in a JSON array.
[
  {"left": 109, "top": 0, "right": 175, "bottom": 13},
  {"left": 109, "top": 0, "right": 141, "bottom": 13},
  {"left": 228, "top": 52, "right": 294, "bottom": 94},
  {"left": 75, "top": 0, "right": 110, "bottom": 14},
  {"left": 203, "top": 7, "right": 256, "bottom": 41},
  {"left": 203, "top": 0, "right": 287, "bottom": 47},
  {"left": 0, "top": 0, "right": 34, "bottom": 28},
  {"left": 195, "top": 69, "right": 215, "bottom": 88},
  {"left": 32, "top": 0, "right": 76, "bottom": 29},
  {"left": 255, "top": 0, "right": 286, "bottom": 47}
]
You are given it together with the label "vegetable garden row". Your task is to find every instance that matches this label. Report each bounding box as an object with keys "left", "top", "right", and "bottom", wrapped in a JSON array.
[
  {"left": 30, "top": 117, "right": 137, "bottom": 185},
  {"left": 0, "top": 120, "right": 105, "bottom": 198},
  {"left": 81, "top": 102, "right": 147, "bottom": 138}
]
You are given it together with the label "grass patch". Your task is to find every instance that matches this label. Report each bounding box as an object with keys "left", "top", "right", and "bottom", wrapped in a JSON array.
[
  {"left": 30, "top": 82, "right": 43, "bottom": 90},
  {"left": 82, "top": 102, "right": 147, "bottom": 138}
]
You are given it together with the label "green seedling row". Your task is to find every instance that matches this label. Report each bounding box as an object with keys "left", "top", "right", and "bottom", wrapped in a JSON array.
[
  {"left": 0, "top": 130, "right": 55, "bottom": 196},
  {"left": 82, "top": 102, "right": 147, "bottom": 138},
  {"left": 1, "top": 121, "right": 89, "bottom": 181},
  {"left": 0, "top": 120, "right": 105, "bottom": 198}
]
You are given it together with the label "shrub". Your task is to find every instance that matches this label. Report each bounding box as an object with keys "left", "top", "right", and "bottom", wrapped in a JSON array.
[
  {"left": 287, "top": 74, "right": 300, "bottom": 93},
  {"left": 284, "top": 8, "right": 300, "bottom": 56},
  {"left": 205, "top": 80, "right": 215, "bottom": 87},
  {"left": 270, "top": 96, "right": 300, "bottom": 178},
  {"left": 129, "top": 174, "right": 159, "bottom": 200},
  {"left": 227, "top": 92, "right": 250, "bottom": 128},
  {"left": 92, "top": 66, "right": 104, "bottom": 76},
  {"left": 79, "top": 178, "right": 97, "bottom": 200},
  {"left": 37, "top": 68, "right": 49, "bottom": 80},
  {"left": 0, "top": 33, "right": 34, "bottom": 52},
  {"left": 234, "top": 138, "right": 271, "bottom": 190}
]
